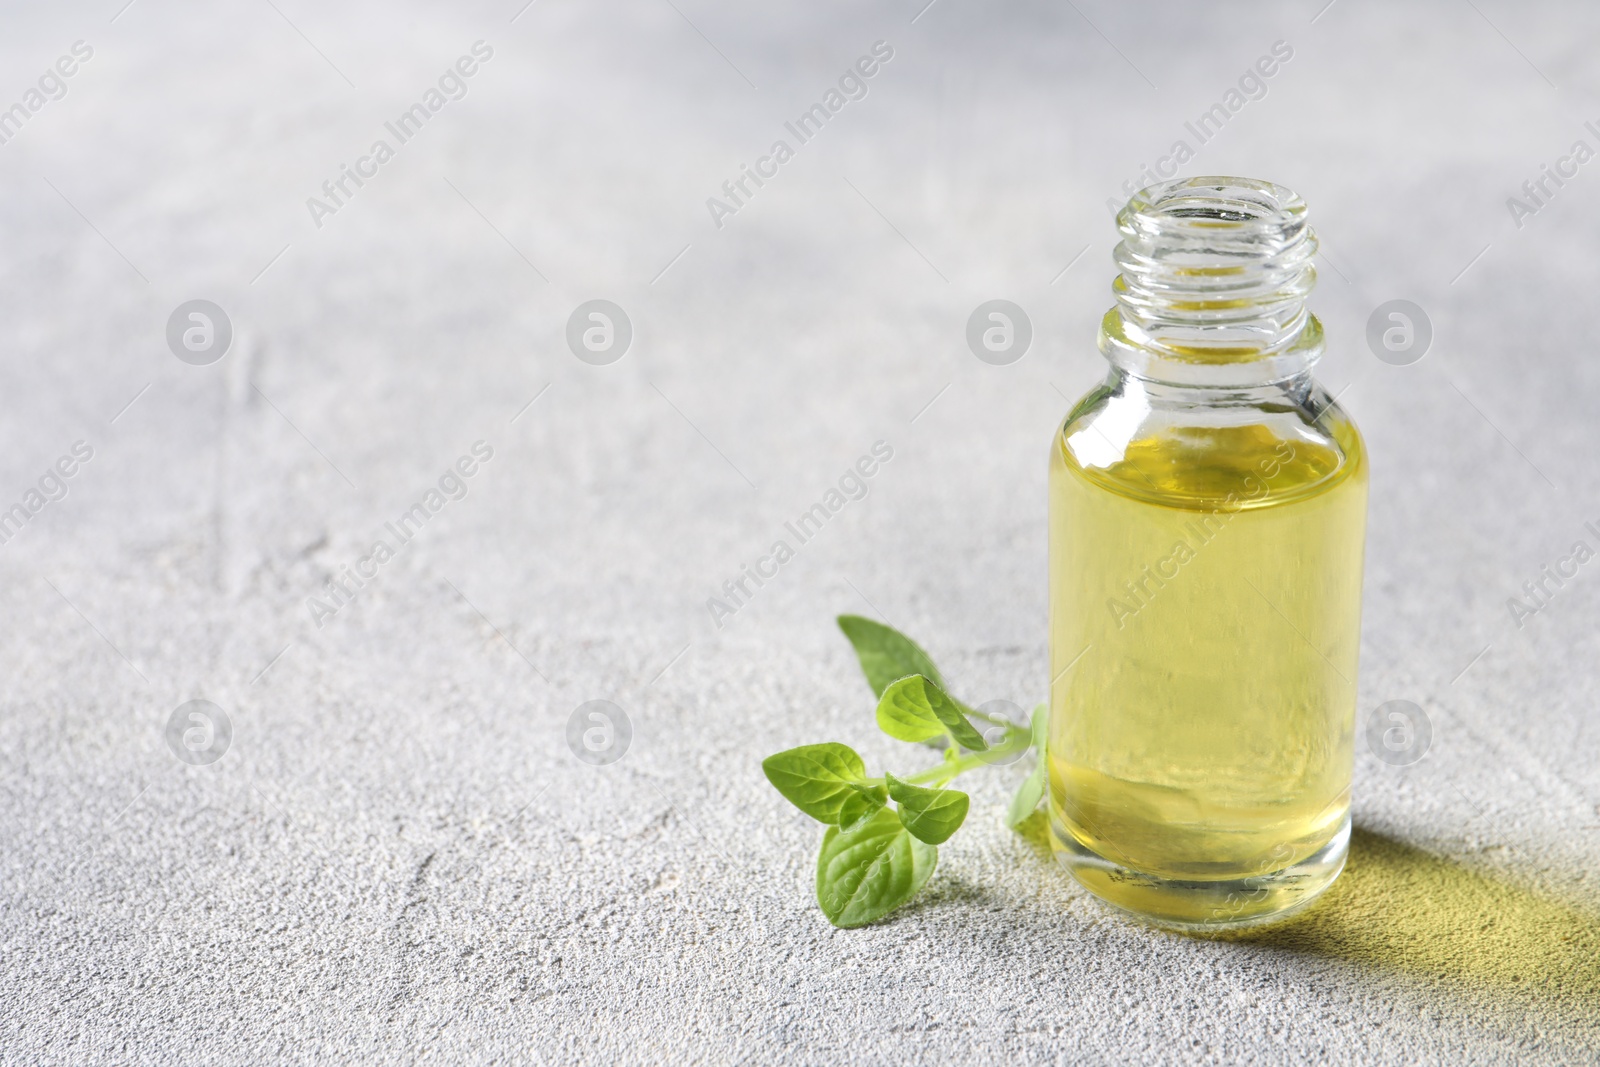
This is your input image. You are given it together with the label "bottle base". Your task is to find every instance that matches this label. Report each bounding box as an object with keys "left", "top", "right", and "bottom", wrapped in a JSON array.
[{"left": 1051, "top": 816, "right": 1349, "bottom": 932}]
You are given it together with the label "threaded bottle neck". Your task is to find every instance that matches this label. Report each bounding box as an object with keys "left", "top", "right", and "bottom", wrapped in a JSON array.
[{"left": 1101, "top": 177, "right": 1321, "bottom": 387}]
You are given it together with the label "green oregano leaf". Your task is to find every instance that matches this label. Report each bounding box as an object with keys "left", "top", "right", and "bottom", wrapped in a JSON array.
[
  {"left": 762, "top": 743, "right": 867, "bottom": 823},
  {"left": 875, "top": 675, "right": 945, "bottom": 742},
  {"left": 1007, "top": 703, "right": 1050, "bottom": 828},
  {"left": 886, "top": 774, "right": 969, "bottom": 845},
  {"left": 769, "top": 617, "right": 1049, "bottom": 927},
  {"left": 878, "top": 675, "right": 987, "bottom": 751},
  {"left": 815, "top": 807, "right": 938, "bottom": 928},
  {"left": 837, "top": 782, "right": 887, "bottom": 832},
  {"left": 837, "top": 615, "right": 945, "bottom": 698},
  {"left": 1007, "top": 764, "right": 1047, "bottom": 828}
]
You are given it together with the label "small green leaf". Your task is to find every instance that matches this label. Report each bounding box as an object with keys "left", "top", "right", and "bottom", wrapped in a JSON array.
[
  {"left": 877, "top": 675, "right": 987, "bottom": 750},
  {"left": 762, "top": 743, "right": 867, "bottom": 823},
  {"left": 837, "top": 615, "right": 945, "bottom": 698},
  {"left": 886, "top": 773, "right": 969, "bottom": 844},
  {"left": 875, "top": 675, "right": 945, "bottom": 742},
  {"left": 837, "top": 782, "right": 887, "bottom": 832},
  {"left": 1007, "top": 703, "right": 1050, "bottom": 828},
  {"left": 815, "top": 807, "right": 938, "bottom": 927},
  {"left": 1007, "top": 764, "right": 1046, "bottom": 828}
]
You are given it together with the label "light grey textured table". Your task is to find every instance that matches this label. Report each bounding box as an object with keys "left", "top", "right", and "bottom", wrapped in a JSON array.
[{"left": 1, "top": 1, "right": 1596, "bottom": 1063}]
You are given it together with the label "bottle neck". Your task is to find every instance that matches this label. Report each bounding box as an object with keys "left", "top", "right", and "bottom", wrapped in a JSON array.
[
  {"left": 1109, "top": 360, "right": 1320, "bottom": 412},
  {"left": 1099, "top": 177, "right": 1321, "bottom": 388}
]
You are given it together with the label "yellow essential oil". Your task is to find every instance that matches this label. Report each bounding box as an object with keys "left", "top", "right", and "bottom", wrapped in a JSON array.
[{"left": 1048, "top": 177, "right": 1367, "bottom": 929}]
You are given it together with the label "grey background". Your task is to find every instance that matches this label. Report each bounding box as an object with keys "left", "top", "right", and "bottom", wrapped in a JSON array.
[{"left": 1, "top": 0, "right": 1597, "bottom": 1063}]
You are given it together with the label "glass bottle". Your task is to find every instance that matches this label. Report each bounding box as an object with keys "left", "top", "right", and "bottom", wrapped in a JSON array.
[{"left": 1047, "top": 176, "right": 1367, "bottom": 929}]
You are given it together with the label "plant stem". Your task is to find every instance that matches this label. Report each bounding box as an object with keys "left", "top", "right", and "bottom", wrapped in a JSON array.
[
  {"left": 868, "top": 722, "right": 1034, "bottom": 788},
  {"left": 963, "top": 707, "right": 1015, "bottom": 728}
]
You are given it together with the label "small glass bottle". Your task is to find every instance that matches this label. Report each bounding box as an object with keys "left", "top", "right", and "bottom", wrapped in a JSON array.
[{"left": 1048, "top": 177, "right": 1367, "bottom": 929}]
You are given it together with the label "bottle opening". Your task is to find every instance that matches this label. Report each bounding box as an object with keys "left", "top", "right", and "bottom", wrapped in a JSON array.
[
  {"left": 1124, "top": 177, "right": 1309, "bottom": 241},
  {"left": 1105, "top": 176, "right": 1320, "bottom": 384}
]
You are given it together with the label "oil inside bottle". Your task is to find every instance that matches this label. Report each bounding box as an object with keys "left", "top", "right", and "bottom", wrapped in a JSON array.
[{"left": 1048, "top": 389, "right": 1366, "bottom": 928}]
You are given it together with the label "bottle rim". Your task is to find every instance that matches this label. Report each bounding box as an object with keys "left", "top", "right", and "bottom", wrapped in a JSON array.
[
  {"left": 1119, "top": 177, "right": 1309, "bottom": 249},
  {"left": 1106, "top": 175, "right": 1321, "bottom": 384}
]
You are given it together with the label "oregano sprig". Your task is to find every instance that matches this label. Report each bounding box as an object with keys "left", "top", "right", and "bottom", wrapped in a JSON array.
[{"left": 762, "top": 615, "right": 1048, "bottom": 927}]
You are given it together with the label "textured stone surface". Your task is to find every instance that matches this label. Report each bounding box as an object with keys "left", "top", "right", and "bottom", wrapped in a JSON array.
[{"left": 0, "top": 1, "right": 1596, "bottom": 1063}]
